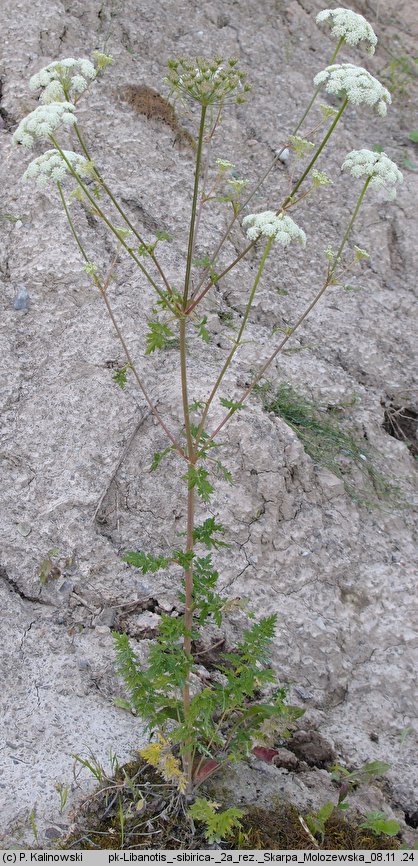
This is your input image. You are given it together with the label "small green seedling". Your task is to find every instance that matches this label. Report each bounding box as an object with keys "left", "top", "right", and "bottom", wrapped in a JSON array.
[
  {"left": 305, "top": 802, "right": 335, "bottom": 841},
  {"left": 360, "top": 811, "right": 400, "bottom": 838},
  {"left": 54, "top": 782, "right": 69, "bottom": 815},
  {"left": 188, "top": 798, "right": 244, "bottom": 844},
  {"left": 37, "top": 548, "right": 60, "bottom": 584}
]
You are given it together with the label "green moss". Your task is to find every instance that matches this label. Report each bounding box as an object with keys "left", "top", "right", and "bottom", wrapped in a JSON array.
[{"left": 231, "top": 806, "right": 400, "bottom": 850}]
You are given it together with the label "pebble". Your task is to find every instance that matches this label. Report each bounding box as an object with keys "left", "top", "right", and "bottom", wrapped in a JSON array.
[
  {"left": 276, "top": 147, "right": 290, "bottom": 164},
  {"left": 95, "top": 625, "right": 111, "bottom": 635},
  {"left": 13, "top": 286, "right": 30, "bottom": 311}
]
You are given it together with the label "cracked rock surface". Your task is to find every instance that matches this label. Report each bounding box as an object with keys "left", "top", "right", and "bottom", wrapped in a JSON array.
[{"left": 1, "top": 0, "right": 417, "bottom": 847}]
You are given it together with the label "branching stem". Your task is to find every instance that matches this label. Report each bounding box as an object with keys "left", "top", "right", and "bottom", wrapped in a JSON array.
[
  {"left": 207, "top": 176, "right": 371, "bottom": 444},
  {"left": 57, "top": 182, "right": 185, "bottom": 458},
  {"left": 72, "top": 123, "right": 175, "bottom": 301}
]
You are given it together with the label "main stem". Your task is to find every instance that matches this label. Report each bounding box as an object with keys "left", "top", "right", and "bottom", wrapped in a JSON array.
[
  {"left": 179, "top": 315, "right": 196, "bottom": 792},
  {"left": 183, "top": 104, "right": 207, "bottom": 308},
  {"left": 182, "top": 481, "right": 195, "bottom": 793}
]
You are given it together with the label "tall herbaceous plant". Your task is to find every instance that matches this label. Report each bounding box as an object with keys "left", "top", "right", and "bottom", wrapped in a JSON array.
[{"left": 14, "top": 12, "right": 402, "bottom": 795}]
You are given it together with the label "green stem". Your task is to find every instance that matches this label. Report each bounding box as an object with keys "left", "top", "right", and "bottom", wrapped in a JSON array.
[
  {"left": 51, "top": 136, "right": 177, "bottom": 314},
  {"left": 185, "top": 239, "right": 255, "bottom": 316},
  {"left": 72, "top": 123, "right": 175, "bottom": 300},
  {"left": 179, "top": 318, "right": 194, "bottom": 460},
  {"left": 188, "top": 41, "right": 345, "bottom": 304},
  {"left": 186, "top": 100, "right": 347, "bottom": 317},
  {"left": 183, "top": 105, "right": 207, "bottom": 308},
  {"left": 207, "top": 176, "right": 371, "bottom": 445},
  {"left": 182, "top": 480, "right": 195, "bottom": 794},
  {"left": 194, "top": 237, "right": 273, "bottom": 447},
  {"left": 57, "top": 182, "right": 186, "bottom": 459},
  {"left": 282, "top": 97, "right": 348, "bottom": 207},
  {"left": 293, "top": 36, "right": 344, "bottom": 135},
  {"left": 179, "top": 312, "right": 196, "bottom": 792}
]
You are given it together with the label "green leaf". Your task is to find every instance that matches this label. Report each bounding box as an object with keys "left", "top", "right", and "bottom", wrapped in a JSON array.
[
  {"left": 155, "top": 230, "right": 171, "bottom": 241},
  {"left": 216, "top": 460, "right": 234, "bottom": 484},
  {"left": 183, "top": 466, "right": 214, "bottom": 503},
  {"left": 123, "top": 551, "right": 170, "bottom": 573},
  {"left": 219, "top": 397, "right": 244, "bottom": 413},
  {"left": 192, "top": 255, "right": 219, "bottom": 283},
  {"left": 114, "top": 226, "right": 132, "bottom": 242},
  {"left": 190, "top": 399, "right": 205, "bottom": 412},
  {"left": 112, "top": 365, "right": 130, "bottom": 389},
  {"left": 188, "top": 799, "right": 243, "bottom": 844},
  {"left": 306, "top": 802, "right": 335, "bottom": 841},
  {"left": 372, "top": 144, "right": 385, "bottom": 153},
  {"left": 408, "top": 130, "right": 418, "bottom": 143},
  {"left": 192, "top": 517, "right": 230, "bottom": 549},
  {"left": 172, "top": 549, "right": 195, "bottom": 569},
  {"left": 196, "top": 316, "right": 210, "bottom": 344},
  {"left": 317, "top": 802, "right": 335, "bottom": 823},
  {"left": 145, "top": 321, "right": 175, "bottom": 354},
  {"left": 113, "top": 698, "right": 134, "bottom": 712},
  {"left": 150, "top": 446, "right": 172, "bottom": 471},
  {"left": 360, "top": 812, "right": 400, "bottom": 837}
]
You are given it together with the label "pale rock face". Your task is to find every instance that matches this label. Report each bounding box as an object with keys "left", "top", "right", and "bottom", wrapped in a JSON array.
[{"left": 1, "top": 0, "right": 417, "bottom": 849}]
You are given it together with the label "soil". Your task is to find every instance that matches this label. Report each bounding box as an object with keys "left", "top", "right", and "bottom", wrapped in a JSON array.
[{"left": 0, "top": 0, "right": 417, "bottom": 850}]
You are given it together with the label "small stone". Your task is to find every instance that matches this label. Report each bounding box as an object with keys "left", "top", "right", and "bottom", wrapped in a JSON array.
[
  {"left": 13, "top": 286, "right": 30, "bottom": 311},
  {"left": 93, "top": 607, "right": 116, "bottom": 628},
  {"left": 276, "top": 147, "right": 290, "bottom": 164},
  {"left": 16, "top": 522, "right": 32, "bottom": 537},
  {"left": 95, "top": 625, "right": 111, "bottom": 635},
  {"left": 45, "top": 827, "right": 62, "bottom": 840},
  {"left": 134, "top": 611, "right": 161, "bottom": 637},
  {"left": 272, "top": 747, "right": 300, "bottom": 771},
  {"left": 293, "top": 685, "right": 314, "bottom": 702}
]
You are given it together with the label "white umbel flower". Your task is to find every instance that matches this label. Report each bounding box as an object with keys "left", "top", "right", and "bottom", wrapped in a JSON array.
[
  {"left": 22, "top": 149, "right": 92, "bottom": 188},
  {"left": 12, "top": 103, "right": 77, "bottom": 148},
  {"left": 316, "top": 8, "right": 378, "bottom": 55},
  {"left": 29, "top": 58, "right": 97, "bottom": 104},
  {"left": 314, "top": 64, "right": 391, "bottom": 116},
  {"left": 342, "top": 149, "right": 403, "bottom": 199},
  {"left": 242, "top": 211, "right": 306, "bottom": 246}
]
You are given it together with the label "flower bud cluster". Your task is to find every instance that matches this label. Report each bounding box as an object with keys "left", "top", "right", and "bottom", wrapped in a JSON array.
[
  {"left": 165, "top": 56, "right": 251, "bottom": 105},
  {"left": 242, "top": 211, "right": 306, "bottom": 247},
  {"left": 13, "top": 102, "right": 77, "bottom": 148},
  {"left": 316, "top": 8, "right": 378, "bottom": 55},
  {"left": 22, "top": 149, "right": 92, "bottom": 188},
  {"left": 342, "top": 149, "right": 403, "bottom": 198},
  {"left": 314, "top": 63, "right": 391, "bottom": 116}
]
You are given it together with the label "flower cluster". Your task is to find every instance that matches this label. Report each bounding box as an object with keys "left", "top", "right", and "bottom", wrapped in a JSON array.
[
  {"left": 13, "top": 102, "right": 77, "bottom": 148},
  {"left": 29, "top": 58, "right": 97, "bottom": 104},
  {"left": 22, "top": 149, "right": 92, "bottom": 188},
  {"left": 316, "top": 8, "right": 378, "bottom": 55},
  {"left": 242, "top": 211, "right": 306, "bottom": 246},
  {"left": 165, "top": 56, "right": 251, "bottom": 106},
  {"left": 342, "top": 149, "right": 403, "bottom": 198},
  {"left": 314, "top": 63, "right": 391, "bottom": 116}
]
